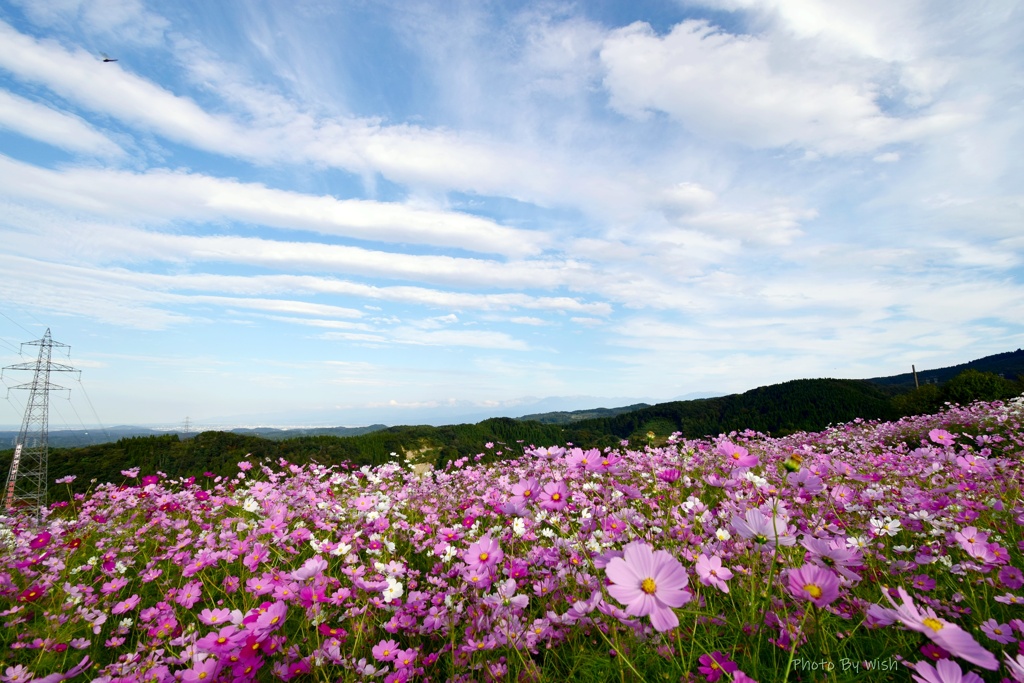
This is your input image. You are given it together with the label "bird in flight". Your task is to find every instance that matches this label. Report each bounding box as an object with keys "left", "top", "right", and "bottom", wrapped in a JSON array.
[{"left": 100, "top": 52, "right": 118, "bottom": 62}]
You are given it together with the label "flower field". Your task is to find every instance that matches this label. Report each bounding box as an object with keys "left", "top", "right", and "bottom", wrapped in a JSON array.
[{"left": 3, "top": 397, "right": 1024, "bottom": 682}]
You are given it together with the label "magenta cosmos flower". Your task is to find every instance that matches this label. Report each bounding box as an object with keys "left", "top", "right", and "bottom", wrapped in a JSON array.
[
  {"left": 788, "top": 564, "right": 840, "bottom": 608},
  {"left": 885, "top": 587, "right": 997, "bottom": 670},
  {"left": 606, "top": 541, "right": 691, "bottom": 632}
]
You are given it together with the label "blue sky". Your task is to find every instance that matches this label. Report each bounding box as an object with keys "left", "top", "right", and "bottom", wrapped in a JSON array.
[{"left": 0, "top": 0, "right": 1022, "bottom": 428}]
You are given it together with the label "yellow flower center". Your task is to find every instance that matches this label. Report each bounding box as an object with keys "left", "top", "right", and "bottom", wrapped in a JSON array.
[
  {"left": 552, "top": 493, "right": 561, "bottom": 501},
  {"left": 804, "top": 583, "right": 823, "bottom": 599},
  {"left": 641, "top": 578, "right": 657, "bottom": 594},
  {"left": 479, "top": 552, "right": 489, "bottom": 561},
  {"left": 198, "top": 673, "right": 207, "bottom": 681},
  {"left": 922, "top": 617, "right": 944, "bottom": 632},
  {"left": 523, "top": 490, "right": 531, "bottom": 497}
]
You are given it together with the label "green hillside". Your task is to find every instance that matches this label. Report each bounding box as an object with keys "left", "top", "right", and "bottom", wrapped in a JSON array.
[{"left": 2, "top": 366, "right": 1022, "bottom": 506}]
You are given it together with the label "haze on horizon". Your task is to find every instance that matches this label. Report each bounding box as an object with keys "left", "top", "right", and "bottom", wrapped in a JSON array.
[{"left": 0, "top": 0, "right": 1022, "bottom": 429}]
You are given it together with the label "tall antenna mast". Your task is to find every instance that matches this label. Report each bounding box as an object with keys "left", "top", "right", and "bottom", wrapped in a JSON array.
[{"left": 2, "top": 329, "right": 80, "bottom": 518}]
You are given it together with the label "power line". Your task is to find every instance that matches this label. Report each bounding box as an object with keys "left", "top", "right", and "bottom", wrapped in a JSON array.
[
  {"left": 75, "top": 377, "right": 109, "bottom": 440},
  {"left": 0, "top": 310, "right": 34, "bottom": 336}
]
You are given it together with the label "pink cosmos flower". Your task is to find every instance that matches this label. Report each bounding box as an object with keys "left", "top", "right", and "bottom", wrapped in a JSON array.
[
  {"left": 198, "top": 607, "right": 232, "bottom": 625},
  {"left": 802, "top": 537, "right": 862, "bottom": 582},
  {"left": 786, "top": 468, "right": 824, "bottom": 495},
  {"left": 980, "top": 619, "right": 1014, "bottom": 644},
  {"left": 252, "top": 601, "right": 288, "bottom": 638},
  {"left": 196, "top": 625, "right": 244, "bottom": 657},
  {"left": 910, "top": 659, "right": 983, "bottom": 683},
  {"left": 884, "top": 587, "right": 997, "bottom": 670},
  {"left": 509, "top": 477, "right": 539, "bottom": 509},
  {"left": 787, "top": 564, "right": 841, "bottom": 607},
  {"left": 394, "top": 648, "right": 418, "bottom": 669},
  {"left": 695, "top": 554, "right": 733, "bottom": 593},
  {"left": 929, "top": 429, "right": 956, "bottom": 446},
  {"left": 352, "top": 496, "right": 376, "bottom": 512},
  {"left": 606, "top": 541, "right": 692, "bottom": 632},
  {"left": 292, "top": 555, "right": 328, "bottom": 581},
  {"left": 181, "top": 658, "right": 220, "bottom": 683},
  {"left": 829, "top": 484, "right": 856, "bottom": 508},
  {"left": 731, "top": 508, "right": 795, "bottom": 548},
  {"left": 111, "top": 594, "right": 140, "bottom": 614},
  {"left": 175, "top": 580, "right": 203, "bottom": 609},
  {"left": 717, "top": 441, "right": 758, "bottom": 468},
  {"left": 1005, "top": 653, "right": 1024, "bottom": 683},
  {"left": 372, "top": 639, "right": 400, "bottom": 662},
  {"left": 464, "top": 534, "right": 503, "bottom": 570},
  {"left": 955, "top": 527, "right": 989, "bottom": 547},
  {"left": 658, "top": 468, "right": 681, "bottom": 483},
  {"left": 537, "top": 480, "right": 569, "bottom": 511}
]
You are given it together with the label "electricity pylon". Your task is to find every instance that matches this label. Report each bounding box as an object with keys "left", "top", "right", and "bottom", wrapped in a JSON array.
[{"left": 2, "top": 329, "right": 79, "bottom": 517}]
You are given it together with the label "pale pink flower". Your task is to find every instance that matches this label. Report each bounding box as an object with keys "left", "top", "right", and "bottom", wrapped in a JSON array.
[
  {"left": 911, "top": 659, "right": 983, "bottom": 683},
  {"left": 885, "top": 587, "right": 997, "bottom": 670},
  {"left": 606, "top": 541, "right": 691, "bottom": 632},
  {"left": 695, "top": 554, "right": 733, "bottom": 593}
]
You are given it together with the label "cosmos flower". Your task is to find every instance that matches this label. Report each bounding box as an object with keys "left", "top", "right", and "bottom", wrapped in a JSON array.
[
  {"left": 980, "top": 619, "right": 1014, "bottom": 644},
  {"left": 884, "top": 587, "right": 997, "bottom": 670},
  {"left": 698, "top": 652, "right": 738, "bottom": 682},
  {"left": 537, "top": 480, "right": 569, "bottom": 511},
  {"left": 606, "top": 541, "right": 691, "bottom": 632},
  {"left": 695, "top": 554, "right": 733, "bottom": 593},
  {"left": 372, "top": 639, "right": 400, "bottom": 662},
  {"left": 717, "top": 441, "right": 758, "bottom": 468},
  {"left": 731, "top": 508, "right": 795, "bottom": 548},
  {"left": 788, "top": 564, "right": 841, "bottom": 608},
  {"left": 508, "top": 477, "right": 539, "bottom": 509},
  {"left": 802, "top": 537, "right": 863, "bottom": 582},
  {"left": 1005, "top": 653, "right": 1024, "bottom": 683},
  {"left": 28, "top": 532, "right": 52, "bottom": 549},
  {"left": 910, "top": 659, "right": 983, "bottom": 683},
  {"left": 464, "top": 534, "right": 503, "bottom": 570}
]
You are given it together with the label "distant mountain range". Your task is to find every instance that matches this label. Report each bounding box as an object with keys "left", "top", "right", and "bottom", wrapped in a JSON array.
[{"left": 2, "top": 349, "right": 1021, "bottom": 449}]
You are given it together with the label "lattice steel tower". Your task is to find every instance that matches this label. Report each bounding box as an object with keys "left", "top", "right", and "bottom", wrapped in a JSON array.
[{"left": 2, "top": 329, "right": 79, "bottom": 516}]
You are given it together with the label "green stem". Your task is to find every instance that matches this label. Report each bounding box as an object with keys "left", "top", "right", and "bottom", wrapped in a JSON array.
[{"left": 780, "top": 607, "right": 812, "bottom": 683}]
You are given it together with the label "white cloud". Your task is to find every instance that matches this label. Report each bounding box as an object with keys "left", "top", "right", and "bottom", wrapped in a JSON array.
[
  {"left": 10, "top": 0, "right": 169, "bottom": 45},
  {"left": 0, "top": 90, "right": 123, "bottom": 156},
  {"left": 0, "top": 155, "right": 546, "bottom": 256},
  {"left": 600, "top": 19, "right": 966, "bottom": 153}
]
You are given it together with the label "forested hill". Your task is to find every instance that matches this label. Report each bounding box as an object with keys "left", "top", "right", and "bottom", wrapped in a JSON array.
[
  {"left": 2, "top": 369, "right": 1021, "bottom": 505},
  {"left": 556, "top": 378, "right": 896, "bottom": 445},
  {"left": 866, "top": 348, "right": 1024, "bottom": 389}
]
